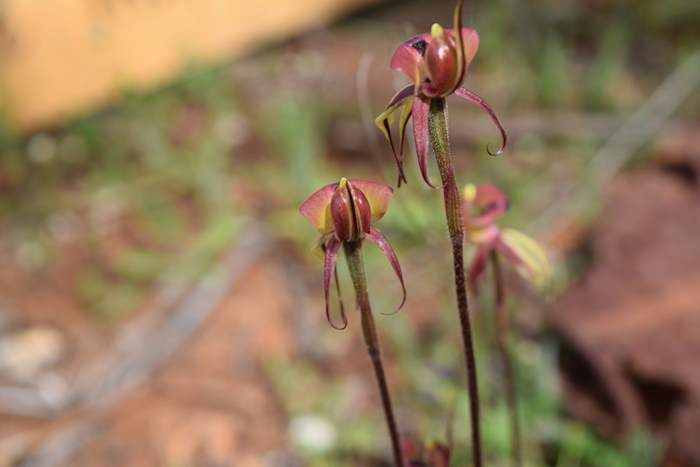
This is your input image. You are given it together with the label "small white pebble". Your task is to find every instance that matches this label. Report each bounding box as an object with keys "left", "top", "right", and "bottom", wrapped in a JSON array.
[
  {"left": 289, "top": 414, "right": 337, "bottom": 453},
  {"left": 27, "top": 133, "right": 56, "bottom": 164}
]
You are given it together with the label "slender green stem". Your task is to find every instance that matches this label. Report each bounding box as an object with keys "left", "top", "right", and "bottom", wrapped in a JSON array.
[
  {"left": 490, "top": 251, "right": 522, "bottom": 467},
  {"left": 429, "top": 97, "right": 483, "bottom": 467},
  {"left": 344, "top": 241, "right": 404, "bottom": 467}
]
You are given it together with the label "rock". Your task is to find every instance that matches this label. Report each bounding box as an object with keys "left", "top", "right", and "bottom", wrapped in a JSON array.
[
  {"left": 0, "top": 326, "right": 65, "bottom": 381},
  {"left": 552, "top": 159, "right": 700, "bottom": 466}
]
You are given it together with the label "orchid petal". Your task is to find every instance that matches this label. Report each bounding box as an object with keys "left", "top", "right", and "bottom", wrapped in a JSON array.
[
  {"left": 333, "top": 265, "right": 346, "bottom": 327},
  {"left": 299, "top": 183, "right": 338, "bottom": 234},
  {"left": 468, "top": 243, "right": 492, "bottom": 295},
  {"left": 498, "top": 229, "right": 551, "bottom": 287},
  {"left": 455, "top": 87, "right": 507, "bottom": 155},
  {"left": 412, "top": 96, "right": 438, "bottom": 188},
  {"left": 390, "top": 32, "right": 431, "bottom": 82},
  {"left": 350, "top": 180, "right": 394, "bottom": 222},
  {"left": 323, "top": 237, "right": 347, "bottom": 330},
  {"left": 375, "top": 85, "right": 414, "bottom": 186},
  {"left": 366, "top": 227, "right": 406, "bottom": 311}
]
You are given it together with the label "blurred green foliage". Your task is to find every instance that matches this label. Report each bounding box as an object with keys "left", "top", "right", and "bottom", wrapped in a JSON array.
[{"left": 0, "top": 66, "right": 247, "bottom": 321}]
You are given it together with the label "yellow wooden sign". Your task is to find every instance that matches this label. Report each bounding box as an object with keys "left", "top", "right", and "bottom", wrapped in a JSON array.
[{"left": 0, "top": 0, "right": 377, "bottom": 131}]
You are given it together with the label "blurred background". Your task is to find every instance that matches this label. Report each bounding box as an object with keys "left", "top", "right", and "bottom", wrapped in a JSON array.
[{"left": 0, "top": 0, "right": 699, "bottom": 466}]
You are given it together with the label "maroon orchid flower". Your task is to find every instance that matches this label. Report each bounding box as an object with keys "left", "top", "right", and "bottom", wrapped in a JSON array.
[
  {"left": 375, "top": 0, "right": 507, "bottom": 187},
  {"left": 400, "top": 437, "right": 451, "bottom": 467},
  {"left": 299, "top": 178, "right": 406, "bottom": 330},
  {"left": 462, "top": 183, "right": 550, "bottom": 293},
  {"left": 301, "top": 178, "right": 408, "bottom": 467}
]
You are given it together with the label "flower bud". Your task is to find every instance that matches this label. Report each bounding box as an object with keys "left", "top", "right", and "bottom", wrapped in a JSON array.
[
  {"left": 330, "top": 178, "right": 372, "bottom": 242},
  {"left": 423, "top": 23, "right": 459, "bottom": 97}
]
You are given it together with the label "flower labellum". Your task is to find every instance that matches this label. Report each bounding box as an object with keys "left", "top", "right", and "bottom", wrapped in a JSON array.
[
  {"left": 330, "top": 178, "right": 371, "bottom": 242},
  {"left": 300, "top": 178, "right": 406, "bottom": 329},
  {"left": 423, "top": 24, "right": 460, "bottom": 98}
]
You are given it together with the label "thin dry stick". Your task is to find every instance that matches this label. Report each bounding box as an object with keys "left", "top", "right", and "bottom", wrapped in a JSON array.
[
  {"left": 490, "top": 251, "right": 522, "bottom": 467},
  {"left": 344, "top": 241, "right": 404, "bottom": 467},
  {"left": 429, "top": 97, "right": 483, "bottom": 467}
]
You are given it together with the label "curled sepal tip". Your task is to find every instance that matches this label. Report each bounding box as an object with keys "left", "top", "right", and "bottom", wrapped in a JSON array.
[
  {"left": 455, "top": 87, "right": 507, "bottom": 156},
  {"left": 323, "top": 237, "right": 348, "bottom": 330},
  {"left": 366, "top": 227, "right": 407, "bottom": 313}
]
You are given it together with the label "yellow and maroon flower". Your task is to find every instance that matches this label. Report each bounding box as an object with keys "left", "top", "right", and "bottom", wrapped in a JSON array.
[
  {"left": 375, "top": 0, "right": 507, "bottom": 188},
  {"left": 462, "top": 183, "right": 550, "bottom": 292},
  {"left": 300, "top": 178, "right": 406, "bottom": 329},
  {"left": 400, "top": 436, "right": 451, "bottom": 467}
]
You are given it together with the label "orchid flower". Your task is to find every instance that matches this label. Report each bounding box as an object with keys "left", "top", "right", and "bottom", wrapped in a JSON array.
[
  {"left": 375, "top": 0, "right": 507, "bottom": 188},
  {"left": 401, "top": 437, "right": 451, "bottom": 467},
  {"left": 300, "top": 177, "right": 408, "bottom": 467},
  {"left": 299, "top": 177, "right": 406, "bottom": 330},
  {"left": 462, "top": 183, "right": 550, "bottom": 293},
  {"left": 462, "top": 182, "right": 549, "bottom": 467}
]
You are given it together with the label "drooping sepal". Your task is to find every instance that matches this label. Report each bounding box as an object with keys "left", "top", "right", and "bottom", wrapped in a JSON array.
[
  {"left": 366, "top": 227, "right": 406, "bottom": 311},
  {"left": 412, "top": 95, "right": 439, "bottom": 188},
  {"left": 323, "top": 237, "right": 347, "bottom": 330},
  {"left": 468, "top": 243, "right": 491, "bottom": 295},
  {"left": 455, "top": 87, "right": 507, "bottom": 156},
  {"left": 375, "top": 85, "right": 414, "bottom": 186}
]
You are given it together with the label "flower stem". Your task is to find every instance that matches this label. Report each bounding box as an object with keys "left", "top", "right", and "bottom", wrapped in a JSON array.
[
  {"left": 490, "top": 250, "right": 522, "bottom": 467},
  {"left": 429, "top": 97, "right": 483, "bottom": 467},
  {"left": 344, "top": 240, "right": 404, "bottom": 467}
]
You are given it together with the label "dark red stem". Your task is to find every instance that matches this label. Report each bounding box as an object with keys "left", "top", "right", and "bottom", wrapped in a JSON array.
[
  {"left": 429, "top": 97, "right": 483, "bottom": 467},
  {"left": 344, "top": 241, "right": 404, "bottom": 467}
]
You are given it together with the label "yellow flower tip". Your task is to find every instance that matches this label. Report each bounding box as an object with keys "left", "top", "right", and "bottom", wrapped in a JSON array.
[
  {"left": 462, "top": 183, "right": 477, "bottom": 202},
  {"left": 431, "top": 23, "right": 445, "bottom": 39},
  {"left": 338, "top": 177, "right": 349, "bottom": 188}
]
